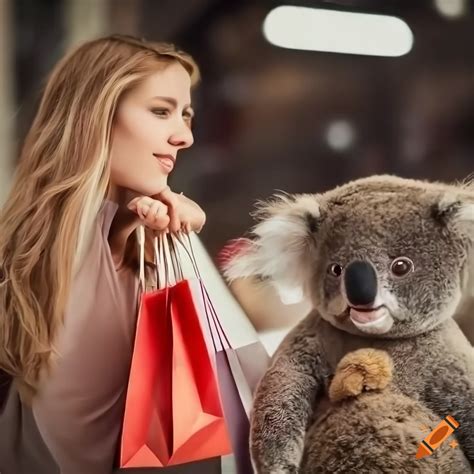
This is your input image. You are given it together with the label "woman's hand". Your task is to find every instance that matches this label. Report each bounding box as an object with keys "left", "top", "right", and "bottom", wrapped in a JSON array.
[
  {"left": 127, "top": 196, "right": 170, "bottom": 232},
  {"left": 109, "top": 196, "right": 171, "bottom": 268},
  {"left": 154, "top": 188, "right": 206, "bottom": 233},
  {"left": 126, "top": 189, "right": 206, "bottom": 234},
  {"left": 109, "top": 190, "right": 204, "bottom": 268}
]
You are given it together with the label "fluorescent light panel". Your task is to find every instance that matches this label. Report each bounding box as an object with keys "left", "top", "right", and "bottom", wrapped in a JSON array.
[{"left": 263, "top": 6, "right": 414, "bottom": 57}]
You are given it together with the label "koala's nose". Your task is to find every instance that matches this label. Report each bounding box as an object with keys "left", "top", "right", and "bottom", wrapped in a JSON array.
[{"left": 344, "top": 260, "right": 378, "bottom": 306}]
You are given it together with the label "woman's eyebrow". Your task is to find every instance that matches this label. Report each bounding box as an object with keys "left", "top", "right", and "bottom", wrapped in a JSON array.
[{"left": 151, "top": 96, "right": 192, "bottom": 110}]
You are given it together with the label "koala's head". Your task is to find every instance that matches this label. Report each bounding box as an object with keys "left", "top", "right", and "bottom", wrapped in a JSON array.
[{"left": 225, "top": 175, "right": 474, "bottom": 339}]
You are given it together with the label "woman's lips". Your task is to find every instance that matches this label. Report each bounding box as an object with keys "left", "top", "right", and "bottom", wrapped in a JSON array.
[{"left": 153, "top": 154, "right": 175, "bottom": 173}]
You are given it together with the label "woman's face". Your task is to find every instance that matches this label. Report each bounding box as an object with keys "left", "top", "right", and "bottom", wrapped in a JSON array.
[{"left": 110, "top": 61, "right": 194, "bottom": 197}]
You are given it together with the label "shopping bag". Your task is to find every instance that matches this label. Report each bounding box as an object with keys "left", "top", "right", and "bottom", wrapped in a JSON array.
[
  {"left": 118, "top": 230, "right": 232, "bottom": 469},
  {"left": 173, "top": 235, "right": 270, "bottom": 473},
  {"left": 201, "top": 282, "right": 270, "bottom": 474}
]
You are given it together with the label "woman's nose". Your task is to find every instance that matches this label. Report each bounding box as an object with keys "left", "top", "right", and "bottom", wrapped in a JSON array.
[{"left": 168, "top": 122, "right": 194, "bottom": 149}]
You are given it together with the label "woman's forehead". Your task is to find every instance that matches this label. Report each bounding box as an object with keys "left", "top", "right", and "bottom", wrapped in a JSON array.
[{"left": 131, "top": 62, "right": 192, "bottom": 104}]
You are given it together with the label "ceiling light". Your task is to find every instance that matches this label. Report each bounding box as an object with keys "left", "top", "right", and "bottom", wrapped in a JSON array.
[{"left": 263, "top": 6, "right": 414, "bottom": 57}]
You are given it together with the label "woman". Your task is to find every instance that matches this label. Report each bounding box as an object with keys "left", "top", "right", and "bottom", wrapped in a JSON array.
[{"left": 0, "top": 34, "right": 206, "bottom": 474}]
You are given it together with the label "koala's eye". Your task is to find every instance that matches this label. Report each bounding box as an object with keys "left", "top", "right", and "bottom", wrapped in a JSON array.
[
  {"left": 390, "top": 257, "right": 414, "bottom": 277},
  {"left": 328, "top": 263, "right": 343, "bottom": 277}
]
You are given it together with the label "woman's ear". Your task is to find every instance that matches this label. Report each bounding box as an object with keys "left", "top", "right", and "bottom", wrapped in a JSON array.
[{"left": 223, "top": 193, "right": 322, "bottom": 302}]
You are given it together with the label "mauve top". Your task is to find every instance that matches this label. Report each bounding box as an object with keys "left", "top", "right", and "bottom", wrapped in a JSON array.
[{"left": 0, "top": 200, "right": 141, "bottom": 474}]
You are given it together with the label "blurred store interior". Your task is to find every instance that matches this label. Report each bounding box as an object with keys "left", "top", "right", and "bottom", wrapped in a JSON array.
[{"left": 0, "top": 0, "right": 473, "bottom": 340}]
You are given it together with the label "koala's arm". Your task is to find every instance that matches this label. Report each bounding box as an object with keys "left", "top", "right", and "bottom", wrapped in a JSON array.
[
  {"left": 250, "top": 313, "right": 329, "bottom": 474},
  {"left": 422, "top": 350, "right": 474, "bottom": 463}
]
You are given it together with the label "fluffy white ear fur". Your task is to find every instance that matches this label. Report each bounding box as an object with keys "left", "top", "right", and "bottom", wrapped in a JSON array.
[
  {"left": 453, "top": 199, "right": 474, "bottom": 344},
  {"left": 457, "top": 203, "right": 474, "bottom": 230},
  {"left": 223, "top": 194, "right": 321, "bottom": 301},
  {"left": 436, "top": 193, "right": 474, "bottom": 284},
  {"left": 436, "top": 190, "right": 474, "bottom": 237}
]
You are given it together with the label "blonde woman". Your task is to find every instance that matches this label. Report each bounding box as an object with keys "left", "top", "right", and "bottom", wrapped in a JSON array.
[{"left": 0, "top": 35, "right": 206, "bottom": 474}]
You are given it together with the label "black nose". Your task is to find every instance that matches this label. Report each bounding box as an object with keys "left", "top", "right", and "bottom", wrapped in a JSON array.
[{"left": 344, "top": 260, "right": 378, "bottom": 306}]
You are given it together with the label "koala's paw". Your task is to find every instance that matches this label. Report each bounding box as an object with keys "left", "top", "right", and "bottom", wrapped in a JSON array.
[{"left": 328, "top": 348, "right": 393, "bottom": 402}]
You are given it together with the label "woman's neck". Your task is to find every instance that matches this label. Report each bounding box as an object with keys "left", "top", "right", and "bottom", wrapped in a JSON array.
[{"left": 106, "top": 184, "right": 133, "bottom": 207}]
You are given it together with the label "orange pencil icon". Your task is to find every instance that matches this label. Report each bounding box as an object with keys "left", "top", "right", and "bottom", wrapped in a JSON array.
[{"left": 416, "top": 415, "right": 460, "bottom": 459}]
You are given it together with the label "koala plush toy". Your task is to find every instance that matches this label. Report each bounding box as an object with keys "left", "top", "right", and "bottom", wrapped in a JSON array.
[
  {"left": 307, "top": 347, "right": 470, "bottom": 472},
  {"left": 225, "top": 175, "right": 474, "bottom": 473}
]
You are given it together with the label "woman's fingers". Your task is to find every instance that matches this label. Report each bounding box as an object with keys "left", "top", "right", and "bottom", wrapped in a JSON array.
[
  {"left": 129, "top": 197, "right": 170, "bottom": 231},
  {"left": 138, "top": 199, "right": 152, "bottom": 220},
  {"left": 146, "top": 199, "right": 161, "bottom": 220},
  {"left": 148, "top": 200, "right": 170, "bottom": 230},
  {"left": 168, "top": 207, "right": 181, "bottom": 233},
  {"left": 126, "top": 197, "right": 141, "bottom": 213},
  {"left": 127, "top": 192, "right": 205, "bottom": 234},
  {"left": 156, "top": 188, "right": 181, "bottom": 232}
]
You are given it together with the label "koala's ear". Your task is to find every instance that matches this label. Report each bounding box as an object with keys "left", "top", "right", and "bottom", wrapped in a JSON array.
[
  {"left": 432, "top": 193, "right": 474, "bottom": 238},
  {"left": 457, "top": 203, "right": 474, "bottom": 236},
  {"left": 223, "top": 193, "right": 322, "bottom": 302}
]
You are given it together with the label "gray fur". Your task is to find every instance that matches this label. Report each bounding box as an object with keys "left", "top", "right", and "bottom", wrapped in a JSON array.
[{"left": 225, "top": 175, "right": 474, "bottom": 473}]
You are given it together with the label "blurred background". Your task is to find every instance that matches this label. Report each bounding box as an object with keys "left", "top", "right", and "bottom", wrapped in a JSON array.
[{"left": 0, "top": 0, "right": 473, "bottom": 339}]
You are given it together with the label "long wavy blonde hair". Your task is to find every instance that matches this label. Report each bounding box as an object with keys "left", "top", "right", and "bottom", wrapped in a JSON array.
[{"left": 0, "top": 35, "right": 200, "bottom": 400}]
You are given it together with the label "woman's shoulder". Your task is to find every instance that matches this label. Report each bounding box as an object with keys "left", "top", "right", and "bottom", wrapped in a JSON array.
[{"left": 73, "top": 200, "right": 122, "bottom": 275}]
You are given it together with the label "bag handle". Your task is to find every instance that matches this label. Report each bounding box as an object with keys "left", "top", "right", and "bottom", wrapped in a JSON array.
[
  {"left": 137, "top": 227, "right": 233, "bottom": 349},
  {"left": 138, "top": 225, "right": 146, "bottom": 291},
  {"left": 138, "top": 227, "right": 204, "bottom": 290},
  {"left": 172, "top": 232, "right": 201, "bottom": 280},
  {"left": 172, "top": 233, "right": 234, "bottom": 349},
  {"left": 155, "top": 232, "right": 178, "bottom": 288},
  {"left": 137, "top": 227, "right": 178, "bottom": 290}
]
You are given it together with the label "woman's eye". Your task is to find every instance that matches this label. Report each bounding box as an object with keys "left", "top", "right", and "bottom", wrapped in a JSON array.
[
  {"left": 151, "top": 108, "right": 170, "bottom": 117},
  {"left": 390, "top": 257, "right": 414, "bottom": 277},
  {"left": 183, "top": 112, "right": 194, "bottom": 123},
  {"left": 328, "top": 263, "right": 343, "bottom": 277}
]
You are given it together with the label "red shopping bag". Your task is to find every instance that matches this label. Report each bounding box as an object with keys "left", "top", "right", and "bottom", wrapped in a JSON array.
[{"left": 119, "top": 279, "right": 232, "bottom": 468}]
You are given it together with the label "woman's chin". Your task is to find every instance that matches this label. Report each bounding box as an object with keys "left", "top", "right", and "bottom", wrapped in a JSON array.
[{"left": 133, "top": 181, "right": 168, "bottom": 197}]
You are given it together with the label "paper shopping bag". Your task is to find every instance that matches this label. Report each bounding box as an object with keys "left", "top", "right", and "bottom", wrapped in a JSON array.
[
  {"left": 119, "top": 279, "right": 232, "bottom": 469},
  {"left": 181, "top": 276, "right": 269, "bottom": 474}
]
